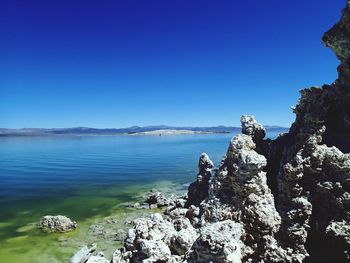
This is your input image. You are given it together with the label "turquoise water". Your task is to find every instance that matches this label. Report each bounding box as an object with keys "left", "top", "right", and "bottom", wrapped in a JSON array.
[{"left": 0, "top": 132, "right": 280, "bottom": 262}]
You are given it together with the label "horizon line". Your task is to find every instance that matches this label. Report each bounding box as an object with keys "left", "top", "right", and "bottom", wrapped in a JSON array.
[{"left": 0, "top": 124, "right": 289, "bottom": 130}]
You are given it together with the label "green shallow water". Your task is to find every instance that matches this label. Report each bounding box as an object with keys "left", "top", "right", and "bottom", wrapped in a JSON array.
[{"left": 0, "top": 180, "right": 183, "bottom": 263}]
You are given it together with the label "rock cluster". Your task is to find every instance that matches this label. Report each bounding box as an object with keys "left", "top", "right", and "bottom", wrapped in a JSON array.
[
  {"left": 127, "top": 190, "right": 178, "bottom": 209},
  {"left": 110, "top": 132, "right": 285, "bottom": 262},
  {"left": 71, "top": 2, "right": 350, "bottom": 262},
  {"left": 146, "top": 191, "right": 175, "bottom": 208},
  {"left": 39, "top": 215, "right": 77, "bottom": 233}
]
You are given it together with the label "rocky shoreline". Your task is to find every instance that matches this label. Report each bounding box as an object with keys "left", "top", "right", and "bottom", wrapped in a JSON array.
[{"left": 57, "top": 2, "right": 350, "bottom": 262}]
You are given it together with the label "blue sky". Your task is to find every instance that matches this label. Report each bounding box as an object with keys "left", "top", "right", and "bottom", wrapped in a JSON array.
[{"left": 0, "top": 0, "right": 345, "bottom": 128}]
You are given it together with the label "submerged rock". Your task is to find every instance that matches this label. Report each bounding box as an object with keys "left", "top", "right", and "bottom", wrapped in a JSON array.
[
  {"left": 69, "top": 244, "right": 96, "bottom": 263},
  {"left": 39, "top": 215, "right": 77, "bottom": 233},
  {"left": 70, "top": 244, "right": 109, "bottom": 263}
]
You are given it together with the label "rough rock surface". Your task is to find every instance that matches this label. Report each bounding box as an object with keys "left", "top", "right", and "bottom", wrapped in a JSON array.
[
  {"left": 39, "top": 215, "right": 77, "bottom": 233},
  {"left": 256, "top": 2, "right": 350, "bottom": 262},
  {"left": 241, "top": 115, "right": 266, "bottom": 143},
  {"left": 188, "top": 220, "right": 243, "bottom": 262},
  {"left": 186, "top": 153, "right": 214, "bottom": 207},
  {"left": 70, "top": 244, "right": 110, "bottom": 263},
  {"left": 70, "top": 244, "right": 97, "bottom": 263},
  {"left": 146, "top": 191, "right": 174, "bottom": 208},
  {"left": 111, "top": 133, "right": 284, "bottom": 262},
  {"left": 72, "top": 2, "right": 350, "bottom": 262}
]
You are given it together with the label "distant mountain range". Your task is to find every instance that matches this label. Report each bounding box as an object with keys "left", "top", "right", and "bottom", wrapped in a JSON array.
[{"left": 0, "top": 125, "right": 288, "bottom": 136}]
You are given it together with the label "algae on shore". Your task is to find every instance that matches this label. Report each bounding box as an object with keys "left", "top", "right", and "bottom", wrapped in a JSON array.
[{"left": 0, "top": 180, "right": 185, "bottom": 263}]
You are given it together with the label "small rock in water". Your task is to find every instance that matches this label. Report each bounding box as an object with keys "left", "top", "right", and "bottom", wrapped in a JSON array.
[
  {"left": 39, "top": 215, "right": 77, "bottom": 233},
  {"left": 104, "top": 217, "right": 118, "bottom": 224},
  {"left": 57, "top": 236, "right": 69, "bottom": 243},
  {"left": 89, "top": 224, "right": 105, "bottom": 236}
]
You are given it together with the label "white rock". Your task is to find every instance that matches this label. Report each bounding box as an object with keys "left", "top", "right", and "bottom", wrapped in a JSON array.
[
  {"left": 190, "top": 220, "right": 243, "bottom": 263},
  {"left": 39, "top": 215, "right": 77, "bottom": 233},
  {"left": 69, "top": 244, "right": 96, "bottom": 263}
]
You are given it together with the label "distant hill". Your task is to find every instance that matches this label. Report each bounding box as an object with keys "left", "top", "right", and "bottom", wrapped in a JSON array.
[{"left": 0, "top": 125, "right": 289, "bottom": 136}]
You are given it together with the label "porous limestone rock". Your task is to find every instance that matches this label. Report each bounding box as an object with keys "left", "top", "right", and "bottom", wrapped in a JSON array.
[
  {"left": 241, "top": 115, "right": 266, "bottom": 143},
  {"left": 248, "top": 3, "right": 350, "bottom": 261},
  {"left": 187, "top": 220, "right": 243, "bottom": 263},
  {"left": 170, "top": 221, "right": 198, "bottom": 255},
  {"left": 112, "top": 134, "right": 281, "bottom": 262},
  {"left": 146, "top": 191, "right": 174, "bottom": 208},
  {"left": 111, "top": 208, "right": 200, "bottom": 262},
  {"left": 186, "top": 153, "right": 214, "bottom": 207},
  {"left": 325, "top": 220, "right": 350, "bottom": 261},
  {"left": 39, "top": 215, "right": 77, "bottom": 233}
]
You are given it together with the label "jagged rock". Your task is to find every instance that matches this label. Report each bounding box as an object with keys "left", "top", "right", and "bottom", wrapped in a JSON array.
[
  {"left": 241, "top": 115, "right": 266, "bottom": 142},
  {"left": 186, "top": 153, "right": 214, "bottom": 207},
  {"left": 187, "top": 220, "right": 243, "bottom": 263},
  {"left": 113, "top": 133, "right": 281, "bottom": 262},
  {"left": 212, "top": 134, "right": 268, "bottom": 203},
  {"left": 170, "top": 224, "right": 198, "bottom": 255},
  {"left": 69, "top": 244, "right": 96, "bottom": 263},
  {"left": 146, "top": 191, "right": 174, "bottom": 208},
  {"left": 139, "top": 239, "right": 171, "bottom": 262},
  {"left": 167, "top": 207, "right": 188, "bottom": 220},
  {"left": 120, "top": 213, "right": 179, "bottom": 261},
  {"left": 39, "top": 215, "right": 77, "bottom": 233},
  {"left": 325, "top": 221, "right": 350, "bottom": 261},
  {"left": 323, "top": 0, "right": 350, "bottom": 87},
  {"left": 173, "top": 196, "right": 187, "bottom": 208},
  {"left": 111, "top": 249, "right": 133, "bottom": 263}
]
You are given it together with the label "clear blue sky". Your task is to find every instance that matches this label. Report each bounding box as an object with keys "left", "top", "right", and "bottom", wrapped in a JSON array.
[{"left": 0, "top": 0, "right": 345, "bottom": 128}]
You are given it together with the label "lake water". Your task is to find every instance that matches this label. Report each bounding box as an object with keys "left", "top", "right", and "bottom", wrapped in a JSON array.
[{"left": 0, "top": 132, "right": 280, "bottom": 262}]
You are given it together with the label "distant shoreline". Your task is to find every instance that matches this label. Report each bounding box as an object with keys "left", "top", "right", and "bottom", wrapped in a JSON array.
[
  {"left": 0, "top": 126, "right": 288, "bottom": 137},
  {"left": 0, "top": 130, "right": 231, "bottom": 137},
  {"left": 127, "top": 129, "right": 226, "bottom": 136}
]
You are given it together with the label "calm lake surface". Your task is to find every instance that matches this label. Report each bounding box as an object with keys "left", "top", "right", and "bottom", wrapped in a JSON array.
[{"left": 0, "top": 132, "right": 281, "bottom": 262}]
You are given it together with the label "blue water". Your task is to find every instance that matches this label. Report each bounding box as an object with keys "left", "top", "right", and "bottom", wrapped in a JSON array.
[{"left": 0, "top": 134, "right": 233, "bottom": 199}]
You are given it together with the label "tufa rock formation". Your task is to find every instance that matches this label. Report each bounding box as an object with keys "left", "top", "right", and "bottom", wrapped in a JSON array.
[
  {"left": 39, "top": 215, "right": 77, "bottom": 233},
  {"left": 186, "top": 153, "right": 214, "bottom": 207},
  {"left": 111, "top": 127, "right": 291, "bottom": 262},
  {"left": 72, "top": 1, "right": 350, "bottom": 262}
]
